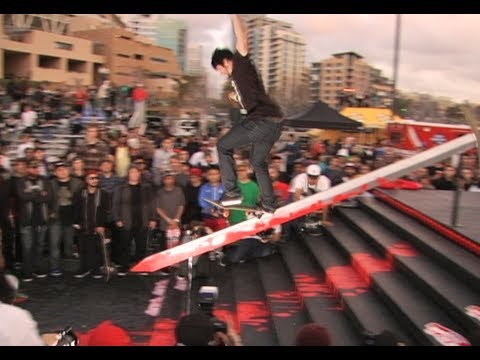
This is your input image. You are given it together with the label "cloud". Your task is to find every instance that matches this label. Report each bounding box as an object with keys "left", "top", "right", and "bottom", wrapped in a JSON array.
[{"left": 166, "top": 14, "right": 480, "bottom": 103}]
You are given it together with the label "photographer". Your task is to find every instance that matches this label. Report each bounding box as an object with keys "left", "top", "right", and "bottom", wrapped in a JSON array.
[
  {"left": 0, "top": 271, "right": 63, "bottom": 345},
  {"left": 175, "top": 312, "right": 242, "bottom": 346}
]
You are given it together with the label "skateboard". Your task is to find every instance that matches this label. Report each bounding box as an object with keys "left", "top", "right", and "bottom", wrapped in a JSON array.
[
  {"left": 203, "top": 198, "right": 264, "bottom": 218},
  {"left": 99, "top": 233, "right": 115, "bottom": 282},
  {"left": 166, "top": 227, "right": 181, "bottom": 250}
]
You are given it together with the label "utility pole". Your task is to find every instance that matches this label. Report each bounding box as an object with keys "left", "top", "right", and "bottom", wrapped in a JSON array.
[{"left": 391, "top": 14, "right": 402, "bottom": 119}]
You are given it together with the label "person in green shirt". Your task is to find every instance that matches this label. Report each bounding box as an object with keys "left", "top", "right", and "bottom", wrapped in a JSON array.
[{"left": 228, "top": 163, "right": 260, "bottom": 225}]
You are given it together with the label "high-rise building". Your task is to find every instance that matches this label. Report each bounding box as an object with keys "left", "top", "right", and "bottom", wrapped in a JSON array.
[
  {"left": 232, "top": 14, "right": 266, "bottom": 49},
  {"left": 242, "top": 16, "right": 306, "bottom": 107},
  {"left": 310, "top": 62, "right": 322, "bottom": 103},
  {"left": 155, "top": 18, "right": 187, "bottom": 73},
  {"left": 186, "top": 44, "right": 203, "bottom": 76},
  {"left": 116, "top": 14, "right": 159, "bottom": 42}
]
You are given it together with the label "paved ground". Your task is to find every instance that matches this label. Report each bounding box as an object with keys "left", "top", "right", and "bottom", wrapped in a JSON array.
[
  {"left": 18, "top": 273, "right": 173, "bottom": 345},
  {"left": 15, "top": 255, "right": 228, "bottom": 346}
]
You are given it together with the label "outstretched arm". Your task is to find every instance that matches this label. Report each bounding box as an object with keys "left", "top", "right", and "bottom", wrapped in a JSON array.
[{"left": 231, "top": 14, "right": 249, "bottom": 56}]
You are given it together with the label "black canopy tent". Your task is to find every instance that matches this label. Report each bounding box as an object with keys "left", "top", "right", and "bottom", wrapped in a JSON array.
[{"left": 284, "top": 101, "right": 363, "bottom": 130}]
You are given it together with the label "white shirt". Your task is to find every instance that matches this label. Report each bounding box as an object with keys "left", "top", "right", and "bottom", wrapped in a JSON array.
[
  {"left": 207, "top": 146, "right": 219, "bottom": 165},
  {"left": 289, "top": 173, "right": 331, "bottom": 196},
  {"left": 0, "top": 303, "right": 45, "bottom": 346},
  {"left": 21, "top": 110, "right": 38, "bottom": 128},
  {"left": 17, "top": 141, "right": 35, "bottom": 158},
  {"left": 189, "top": 151, "right": 208, "bottom": 167}
]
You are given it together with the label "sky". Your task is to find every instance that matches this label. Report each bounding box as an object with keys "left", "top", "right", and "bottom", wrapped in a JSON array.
[{"left": 166, "top": 14, "right": 480, "bottom": 103}]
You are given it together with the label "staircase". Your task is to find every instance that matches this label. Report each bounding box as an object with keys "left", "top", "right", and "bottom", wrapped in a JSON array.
[{"left": 192, "top": 193, "right": 480, "bottom": 346}]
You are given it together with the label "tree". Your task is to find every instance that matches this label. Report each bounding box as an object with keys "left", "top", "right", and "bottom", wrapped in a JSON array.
[{"left": 392, "top": 96, "right": 412, "bottom": 117}]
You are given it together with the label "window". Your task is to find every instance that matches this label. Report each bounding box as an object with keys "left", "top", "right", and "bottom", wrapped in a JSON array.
[
  {"left": 150, "top": 57, "right": 167, "bottom": 63},
  {"left": 67, "top": 59, "right": 86, "bottom": 73},
  {"left": 134, "top": 54, "right": 144, "bottom": 60},
  {"left": 38, "top": 55, "right": 61, "bottom": 69},
  {"left": 116, "top": 53, "right": 130, "bottom": 58},
  {"left": 55, "top": 41, "right": 73, "bottom": 51}
]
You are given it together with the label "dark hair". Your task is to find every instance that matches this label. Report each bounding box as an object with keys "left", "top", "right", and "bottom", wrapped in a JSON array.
[
  {"left": 295, "top": 323, "right": 331, "bottom": 346},
  {"left": 175, "top": 313, "right": 215, "bottom": 346},
  {"left": 207, "top": 165, "right": 220, "bottom": 172},
  {"left": 211, "top": 48, "right": 234, "bottom": 69}
]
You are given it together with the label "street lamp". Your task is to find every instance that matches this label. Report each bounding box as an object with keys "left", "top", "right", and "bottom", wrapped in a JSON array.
[{"left": 391, "top": 14, "right": 402, "bottom": 119}]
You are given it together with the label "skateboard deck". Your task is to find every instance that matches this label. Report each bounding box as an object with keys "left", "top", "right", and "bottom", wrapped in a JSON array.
[
  {"left": 203, "top": 198, "right": 264, "bottom": 217},
  {"left": 99, "top": 233, "right": 114, "bottom": 282}
]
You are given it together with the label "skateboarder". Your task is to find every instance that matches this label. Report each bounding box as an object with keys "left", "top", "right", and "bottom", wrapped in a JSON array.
[{"left": 211, "top": 14, "right": 284, "bottom": 214}]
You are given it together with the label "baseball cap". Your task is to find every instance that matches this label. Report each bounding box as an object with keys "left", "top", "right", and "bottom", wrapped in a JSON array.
[
  {"left": 85, "top": 321, "right": 133, "bottom": 346},
  {"left": 190, "top": 167, "right": 203, "bottom": 177},
  {"left": 27, "top": 160, "right": 40, "bottom": 168},
  {"left": 54, "top": 161, "right": 68, "bottom": 169},
  {"left": 337, "top": 148, "right": 349, "bottom": 157},
  {"left": 163, "top": 170, "right": 176, "bottom": 179},
  {"left": 306, "top": 164, "right": 321, "bottom": 177}
]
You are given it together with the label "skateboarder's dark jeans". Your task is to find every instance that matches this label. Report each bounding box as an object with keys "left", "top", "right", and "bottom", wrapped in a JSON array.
[{"left": 217, "top": 116, "right": 283, "bottom": 207}]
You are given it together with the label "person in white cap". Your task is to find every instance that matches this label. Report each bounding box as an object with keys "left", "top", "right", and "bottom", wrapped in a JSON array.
[{"left": 290, "top": 164, "right": 333, "bottom": 226}]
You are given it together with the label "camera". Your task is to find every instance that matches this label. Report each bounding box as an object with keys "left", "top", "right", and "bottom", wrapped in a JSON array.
[
  {"left": 56, "top": 326, "right": 79, "bottom": 346},
  {"left": 183, "top": 225, "right": 208, "bottom": 239},
  {"left": 197, "top": 286, "right": 227, "bottom": 334}
]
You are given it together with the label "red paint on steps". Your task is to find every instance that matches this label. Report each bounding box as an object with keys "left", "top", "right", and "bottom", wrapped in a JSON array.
[
  {"left": 237, "top": 301, "right": 271, "bottom": 332},
  {"left": 294, "top": 274, "right": 334, "bottom": 298},
  {"left": 387, "top": 242, "right": 419, "bottom": 258},
  {"left": 267, "top": 290, "right": 302, "bottom": 318},
  {"left": 351, "top": 253, "right": 393, "bottom": 286},
  {"left": 325, "top": 265, "right": 369, "bottom": 299}
]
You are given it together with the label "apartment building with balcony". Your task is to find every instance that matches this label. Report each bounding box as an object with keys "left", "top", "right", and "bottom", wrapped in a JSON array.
[
  {"left": 73, "top": 27, "right": 182, "bottom": 94},
  {"left": 0, "top": 14, "right": 106, "bottom": 86},
  {"left": 310, "top": 52, "right": 394, "bottom": 109}
]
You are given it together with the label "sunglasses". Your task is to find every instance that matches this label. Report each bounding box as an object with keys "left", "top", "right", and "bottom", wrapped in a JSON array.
[{"left": 88, "top": 177, "right": 99, "bottom": 180}]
